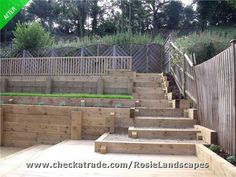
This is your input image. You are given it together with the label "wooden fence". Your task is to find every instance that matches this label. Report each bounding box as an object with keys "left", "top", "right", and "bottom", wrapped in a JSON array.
[
  {"left": 0, "top": 56, "right": 132, "bottom": 76},
  {"left": 165, "top": 39, "right": 236, "bottom": 155},
  {"left": 1, "top": 44, "right": 164, "bottom": 73}
]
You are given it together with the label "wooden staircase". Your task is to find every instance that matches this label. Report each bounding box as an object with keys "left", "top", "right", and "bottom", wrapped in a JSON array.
[{"left": 95, "top": 73, "right": 213, "bottom": 155}]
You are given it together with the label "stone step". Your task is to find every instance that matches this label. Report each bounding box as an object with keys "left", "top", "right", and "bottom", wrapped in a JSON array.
[
  {"left": 135, "top": 117, "right": 196, "bottom": 128},
  {"left": 95, "top": 133, "right": 207, "bottom": 155},
  {"left": 128, "top": 127, "right": 200, "bottom": 140},
  {"left": 135, "top": 108, "right": 185, "bottom": 117},
  {"left": 135, "top": 99, "right": 170, "bottom": 108}
]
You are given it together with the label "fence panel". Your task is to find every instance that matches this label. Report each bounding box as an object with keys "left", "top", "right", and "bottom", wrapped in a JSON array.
[
  {"left": 195, "top": 44, "right": 236, "bottom": 155},
  {"left": 0, "top": 56, "right": 132, "bottom": 76},
  {"left": 168, "top": 40, "right": 236, "bottom": 155},
  {"left": 0, "top": 44, "right": 164, "bottom": 73}
]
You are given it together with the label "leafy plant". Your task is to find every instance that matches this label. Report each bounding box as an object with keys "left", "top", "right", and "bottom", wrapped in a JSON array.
[
  {"left": 13, "top": 22, "right": 54, "bottom": 52},
  {"left": 115, "top": 103, "right": 124, "bottom": 108},
  {"left": 209, "top": 144, "right": 221, "bottom": 153},
  {"left": 95, "top": 103, "right": 103, "bottom": 107},
  {"left": 80, "top": 100, "right": 86, "bottom": 107},
  {"left": 36, "top": 102, "right": 45, "bottom": 106},
  {"left": 226, "top": 156, "right": 236, "bottom": 164},
  {"left": 175, "top": 27, "right": 236, "bottom": 64},
  {"left": 59, "top": 101, "right": 66, "bottom": 106},
  {"left": 54, "top": 32, "right": 165, "bottom": 48}
]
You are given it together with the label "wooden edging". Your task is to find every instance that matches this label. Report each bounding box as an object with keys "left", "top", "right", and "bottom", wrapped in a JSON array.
[
  {"left": 194, "top": 125, "right": 217, "bottom": 144},
  {"left": 0, "top": 108, "right": 3, "bottom": 146},
  {"left": 95, "top": 133, "right": 196, "bottom": 155},
  {"left": 196, "top": 144, "right": 236, "bottom": 177}
]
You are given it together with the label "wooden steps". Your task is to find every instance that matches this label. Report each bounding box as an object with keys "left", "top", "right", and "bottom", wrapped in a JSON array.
[
  {"left": 135, "top": 117, "right": 196, "bottom": 128},
  {"left": 136, "top": 99, "right": 170, "bottom": 108},
  {"left": 95, "top": 133, "right": 206, "bottom": 155},
  {"left": 135, "top": 108, "right": 185, "bottom": 117},
  {"left": 134, "top": 81, "right": 162, "bottom": 88},
  {"left": 128, "top": 127, "right": 200, "bottom": 140},
  {"left": 133, "top": 92, "right": 166, "bottom": 99},
  {"left": 134, "top": 87, "right": 164, "bottom": 94}
]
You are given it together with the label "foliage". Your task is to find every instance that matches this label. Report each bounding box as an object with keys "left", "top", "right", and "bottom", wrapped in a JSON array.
[
  {"left": 115, "top": 103, "right": 124, "bottom": 108},
  {"left": 36, "top": 102, "right": 45, "bottom": 106},
  {"left": 175, "top": 27, "right": 236, "bottom": 64},
  {"left": 209, "top": 144, "right": 221, "bottom": 154},
  {"left": 13, "top": 22, "right": 54, "bottom": 51},
  {"left": 226, "top": 156, "right": 236, "bottom": 164},
  {"left": 59, "top": 101, "right": 66, "bottom": 106},
  {"left": 229, "top": 0, "right": 236, "bottom": 9},
  {"left": 162, "top": 1, "right": 183, "bottom": 29},
  {"left": 0, "top": 92, "right": 133, "bottom": 99},
  {"left": 55, "top": 32, "right": 165, "bottom": 48},
  {"left": 95, "top": 103, "right": 103, "bottom": 107}
]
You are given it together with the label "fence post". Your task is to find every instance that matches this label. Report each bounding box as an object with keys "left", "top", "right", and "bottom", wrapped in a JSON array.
[
  {"left": 183, "top": 59, "right": 186, "bottom": 98},
  {"left": 146, "top": 44, "right": 149, "bottom": 73},
  {"left": 0, "top": 108, "right": 3, "bottom": 146},
  {"left": 230, "top": 39, "right": 236, "bottom": 155},
  {"left": 112, "top": 45, "right": 117, "bottom": 69}
]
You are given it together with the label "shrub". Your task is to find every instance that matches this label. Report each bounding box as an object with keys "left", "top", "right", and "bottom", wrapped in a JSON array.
[
  {"left": 175, "top": 27, "right": 236, "bottom": 64},
  {"left": 59, "top": 101, "right": 66, "bottom": 106},
  {"left": 54, "top": 32, "right": 165, "bottom": 48},
  {"left": 36, "top": 102, "right": 45, "bottom": 106},
  {"left": 209, "top": 144, "right": 221, "bottom": 153},
  {"left": 226, "top": 156, "right": 236, "bottom": 164},
  {"left": 13, "top": 22, "right": 54, "bottom": 52},
  {"left": 115, "top": 103, "right": 124, "bottom": 108}
]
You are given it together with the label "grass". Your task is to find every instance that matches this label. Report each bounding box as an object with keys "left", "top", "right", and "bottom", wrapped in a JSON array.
[
  {"left": 175, "top": 26, "right": 236, "bottom": 64},
  {"left": 54, "top": 32, "right": 165, "bottom": 48},
  {"left": 0, "top": 92, "right": 133, "bottom": 99}
]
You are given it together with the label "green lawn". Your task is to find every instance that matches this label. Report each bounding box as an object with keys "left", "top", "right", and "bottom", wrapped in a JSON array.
[{"left": 0, "top": 92, "right": 133, "bottom": 99}]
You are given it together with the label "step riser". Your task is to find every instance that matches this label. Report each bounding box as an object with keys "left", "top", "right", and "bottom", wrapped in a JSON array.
[
  {"left": 128, "top": 130, "right": 197, "bottom": 140},
  {"left": 95, "top": 141, "right": 196, "bottom": 155},
  {"left": 136, "top": 100, "right": 170, "bottom": 108},
  {"left": 138, "top": 103, "right": 170, "bottom": 108},
  {"left": 135, "top": 119, "right": 195, "bottom": 128},
  {"left": 134, "top": 93, "right": 166, "bottom": 99},
  {"left": 134, "top": 79, "right": 163, "bottom": 83},
  {"left": 134, "top": 88, "right": 164, "bottom": 94},
  {"left": 136, "top": 109, "right": 184, "bottom": 117},
  {"left": 134, "top": 82, "right": 162, "bottom": 88}
]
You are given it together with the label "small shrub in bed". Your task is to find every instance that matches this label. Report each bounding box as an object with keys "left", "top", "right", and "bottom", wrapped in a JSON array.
[
  {"left": 209, "top": 144, "right": 221, "bottom": 154},
  {"left": 36, "top": 102, "right": 45, "bottom": 106},
  {"left": 59, "top": 101, "right": 66, "bottom": 106},
  {"left": 226, "top": 156, "right": 236, "bottom": 164}
]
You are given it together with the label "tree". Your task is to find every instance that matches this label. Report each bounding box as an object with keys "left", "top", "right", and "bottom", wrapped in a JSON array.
[
  {"left": 13, "top": 22, "right": 53, "bottom": 51},
  {"left": 144, "top": 0, "right": 170, "bottom": 30},
  {"left": 211, "top": 1, "right": 236, "bottom": 26},
  {"left": 182, "top": 6, "right": 196, "bottom": 28},
  {"left": 163, "top": 1, "right": 183, "bottom": 29},
  {"left": 229, "top": 0, "right": 236, "bottom": 8},
  {"left": 28, "top": 0, "right": 60, "bottom": 32},
  {"left": 0, "top": 10, "right": 27, "bottom": 43},
  {"left": 197, "top": 1, "right": 218, "bottom": 31}
]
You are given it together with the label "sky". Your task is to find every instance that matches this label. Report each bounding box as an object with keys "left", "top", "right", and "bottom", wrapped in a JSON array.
[{"left": 181, "top": 0, "right": 193, "bottom": 6}]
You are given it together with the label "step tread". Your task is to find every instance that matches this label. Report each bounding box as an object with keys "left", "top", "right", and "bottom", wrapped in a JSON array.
[
  {"left": 129, "top": 127, "right": 200, "bottom": 132},
  {"left": 135, "top": 116, "right": 192, "bottom": 120},
  {"left": 103, "top": 134, "right": 206, "bottom": 144}
]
